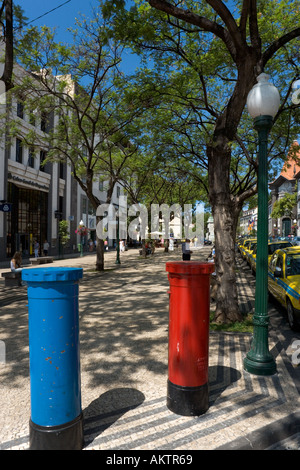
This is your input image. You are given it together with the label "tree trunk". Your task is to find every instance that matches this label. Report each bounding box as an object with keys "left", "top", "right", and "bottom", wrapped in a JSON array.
[
  {"left": 208, "top": 143, "right": 243, "bottom": 324},
  {"left": 95, "top": 215, "right": 105, "bottom": 271},
  {"left": 141, "top": 239, "right": 147, "bottom": 258},
  {"left": 1, "top": 0, "right": 14, "bottom": 91}
]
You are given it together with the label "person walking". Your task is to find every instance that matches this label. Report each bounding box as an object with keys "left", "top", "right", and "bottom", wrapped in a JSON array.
[
  {"left": 34, "top": 240, "right": 39, "bottom": 258},
  {"left": 182, "top": 239, "right": 192, "bottom": 261},
  {"left": 43, "top": 240, "right": 49, "bottom": 256}
]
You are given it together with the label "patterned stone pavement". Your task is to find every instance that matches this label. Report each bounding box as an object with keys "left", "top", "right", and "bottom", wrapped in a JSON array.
[{"left": 0, "top": 246, "right": 299, "bottom": 451}]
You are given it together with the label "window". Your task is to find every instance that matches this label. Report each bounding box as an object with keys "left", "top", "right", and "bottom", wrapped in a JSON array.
[
  {"left": 28, "top": 148, "right": 35, "bottom": 168},
  {"left": 41, "top": 111, "right": 54, "bottom": 133},
  {"left": 17, "top": 100, "right": 24, "bottom": 119},
  {"left": 99, "top": 181, "right": 104, "bottom": 191},
  {"left": 16, "top": 138, "right": 23, "bottom": 163},
  {"left": 6, "top": 182, "right": 48, "bottom": 258},
  {"left": 82, "top": 197, "right": 87, "bottom": 215},
  {"left": 117, "top": 186, "right": 120, "bottom": 198},
  {"left": 59, "top": 161, "right": 64, "bottom": 179},
  {"left": 276, "top": 255, "right": 283, "bottom": 271},
  {"left": 270, "top": 252, "right": 278, "bottom": 270},
  {"left": 41, "top": 113, "right": 47, "bottom": 132}
]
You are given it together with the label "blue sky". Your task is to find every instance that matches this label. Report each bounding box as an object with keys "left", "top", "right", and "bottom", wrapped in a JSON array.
[
  {"left": 19, "top": 0, "right": 140, "bottom": 73},
  {"left": 20, "top": 0, "right": 100, "bottom": 37}
]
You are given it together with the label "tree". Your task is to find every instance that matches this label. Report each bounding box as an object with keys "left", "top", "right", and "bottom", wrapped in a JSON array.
[
  {"left": 271, "top": 192, "right": 297, "bottom": 219},
  {"left": 0, "top": 1, "right": 27, "bottom": 90},
  {"left": 0, "top": 0, "right": 13, "bottom": 91},
  {"left": 121, "top": 149, "right": 203, "bottom": 256},
  {"left": 9, "top": 9, "right": 153, "bottom": 271},
  {"left": 103, "top": 0, "right": 300, "bottom": 322},
  {"left": 58, "top": 219, "right": 70, "bottom": 258}
]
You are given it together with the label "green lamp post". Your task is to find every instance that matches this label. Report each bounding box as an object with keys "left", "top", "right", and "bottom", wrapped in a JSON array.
[
  {"left": 116, "top": 209, "right": 121, "bottom": 265},
  {"left": 244, "top": 73, "right": 280, "bottom": 376},
  {"left": 78, "top": 220, "right": 86, "bottom": 257}
]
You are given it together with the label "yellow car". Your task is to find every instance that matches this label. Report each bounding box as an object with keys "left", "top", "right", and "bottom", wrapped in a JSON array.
[
  {"left": 249, "top": 240, "right": 293, "bottom": 274},
  {"left": 268, "top": 246, "right": 300, "bottom": 330},
  {"left": 245, "top": 240, "right": 257, "bottom": 265},
  {"left": 237, "top": 237, "right": 248, "bottom": 254},
  {"left": 240, "top": 238, "right": 256, "bottom": 259}
]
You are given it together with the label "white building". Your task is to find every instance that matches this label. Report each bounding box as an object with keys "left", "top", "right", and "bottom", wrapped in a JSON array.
[
  {"left": 269, "top": 144, "right": 300, "bottom": 237},
  {"left": 239, "top": 207, "right": 258, "bottom": 236},
  {"left": 0, "top": 55, "right": 125, "bottom": 261}
]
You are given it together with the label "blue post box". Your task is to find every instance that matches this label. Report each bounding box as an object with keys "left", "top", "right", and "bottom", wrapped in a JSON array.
[{"left": 22, "top": 267, "right": 83, "bottom": 450}]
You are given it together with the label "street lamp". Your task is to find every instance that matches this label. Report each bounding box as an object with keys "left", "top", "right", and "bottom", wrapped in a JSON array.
[
  {"left": 244, "top": 73, "right": 280, "bottom": 376},
  {"left": 116, "top": 208, "right": 121, "bottom": 265},
  {"left": 78, "top": 220, "right": 86, "bottom": 257}
]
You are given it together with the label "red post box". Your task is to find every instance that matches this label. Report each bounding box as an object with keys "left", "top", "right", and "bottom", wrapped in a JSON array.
[{"left": 166, "top": 261, "right": 215, "bottom": 416}]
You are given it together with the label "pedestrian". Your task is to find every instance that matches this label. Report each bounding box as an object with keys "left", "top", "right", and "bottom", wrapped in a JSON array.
[
  {"left": 182, "top": 239, "right": 192, "bottom": 261},
  {"left": 43, "top": 239, "right": 49, "bottom": 256},
  {"left": 34, "top": 240, "right": 39, "bottom": 258},
  {"left": 10, "top": 251, "right": 22, "bottom": 272},
  {"left": 89, "top": 239, "right": 94, "bottom": 252}
]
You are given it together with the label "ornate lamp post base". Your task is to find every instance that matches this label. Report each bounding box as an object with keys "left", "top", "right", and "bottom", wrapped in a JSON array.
[{"left": 244, "top": 313, "right": 276, "bottom": 376}]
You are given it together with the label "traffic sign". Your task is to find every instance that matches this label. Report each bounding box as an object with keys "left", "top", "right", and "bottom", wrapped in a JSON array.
[{"left": 0, "top": 203, "right": 12, "bottom": 212}]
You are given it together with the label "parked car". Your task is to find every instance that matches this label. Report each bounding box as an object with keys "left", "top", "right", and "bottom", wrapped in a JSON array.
[
  {"left": 248, "top": 240, "right": 293, "bottom": 274},
  {"left": 239, "top": 238, "right": 256, "bottom": 259},
  {"left": 245, "top": 240, "right": 257, "bottom": 265},
  {"left": 268, "top": 246, "right": 300, "bottom": 330},
  {"left": 292, "top": 236, "right": 300, "bottom": 246}
]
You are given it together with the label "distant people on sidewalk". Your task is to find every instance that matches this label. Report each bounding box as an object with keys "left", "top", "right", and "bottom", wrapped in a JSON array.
[
  {"left": 89, "top": 239, "right": 94, "bottom": 252},
  {"left": 34, "top": 240, "right": 39, "bottom": 258},
  {"left": 43, "top": 240, "right": 49, "bottom": 256},
  {"left": 10, "top": 251, "right": 22, "bottom": 272},
  {"left": 182, "top": 239, "right": 192, "bottom": 261}
]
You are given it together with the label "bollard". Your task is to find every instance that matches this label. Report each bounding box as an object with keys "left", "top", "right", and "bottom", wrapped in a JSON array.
[
  {"left": 166, "top": 261, "right": 215, "bottom": 416},
  {"left": 22, "top": 267, "right": 83, "bottom": 450}
]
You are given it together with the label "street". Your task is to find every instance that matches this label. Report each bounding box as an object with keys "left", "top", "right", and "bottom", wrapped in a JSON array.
[{"left": 0, "top": 246, "right": 299, "bottom": 450}]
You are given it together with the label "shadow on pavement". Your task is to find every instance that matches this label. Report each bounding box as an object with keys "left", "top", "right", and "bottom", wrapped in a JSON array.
[{"left": 83, "top": 387, "right": 145, "bottom": 448}]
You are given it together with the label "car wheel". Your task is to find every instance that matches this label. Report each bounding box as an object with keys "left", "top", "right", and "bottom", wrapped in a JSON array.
[{"left": 286, "top": 299, "right": 300, "bottom": 331}]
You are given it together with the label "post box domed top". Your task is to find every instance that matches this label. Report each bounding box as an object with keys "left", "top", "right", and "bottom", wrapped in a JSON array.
[
  {"left": 166, "top": 261, "right": 215, "bottom": 275},
  {"left": 22, "top": 267, "right": 83, "bottom": 283}
]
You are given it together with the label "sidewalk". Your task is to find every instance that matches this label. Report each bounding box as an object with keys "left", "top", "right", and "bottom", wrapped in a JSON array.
[{"left": 0, "top": 247, "right": 299, "bottom": 450}]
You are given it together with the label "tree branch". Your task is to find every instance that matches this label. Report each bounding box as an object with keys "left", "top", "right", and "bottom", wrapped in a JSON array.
[
  {"left": 147, "top": 0, "right": 237, "bottom": 60},
  {"left": 249, "top": 0, "right": 261, "bottom": 50},
  {"left": 206, "top": 0, "right": 244, "bottom": 53},
  {"left": 262, "top": 27, "right": 300, "bottom": 65}
]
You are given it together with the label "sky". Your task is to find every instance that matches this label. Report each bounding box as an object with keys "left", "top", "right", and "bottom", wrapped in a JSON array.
[
  {"left": 18, "top": 0, "right": 140, "bottom": 73},
  {"left": 20, "top": 0, "right": 96, "bottom": 36}
]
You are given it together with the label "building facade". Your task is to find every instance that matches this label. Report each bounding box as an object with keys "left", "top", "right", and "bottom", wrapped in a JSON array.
[
  {"left": 269, "top": 144, "right": 300, "bottom": 238},
  {"left": 0, "top": 58, "right": 124, "bottom": 262},
  {"left": 239, "top": 207, "right": 258, "bottom": 236}
]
